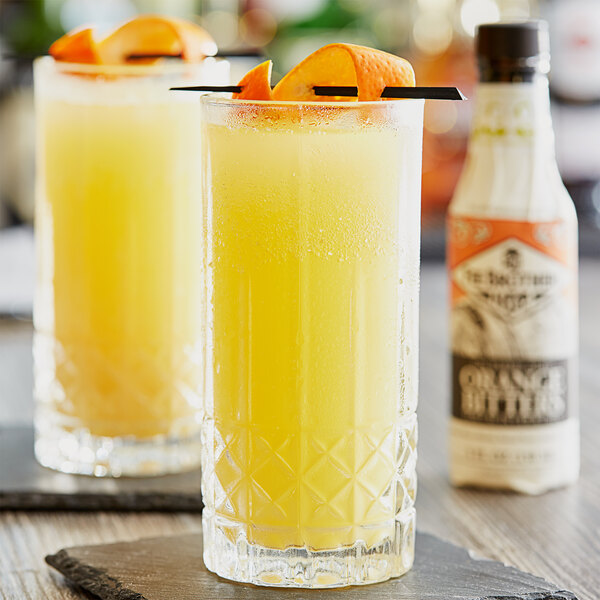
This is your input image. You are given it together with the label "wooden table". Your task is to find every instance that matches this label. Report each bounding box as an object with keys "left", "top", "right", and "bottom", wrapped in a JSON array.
[{"left": 1, "top": 262, "right": 599, "bottom": 600}]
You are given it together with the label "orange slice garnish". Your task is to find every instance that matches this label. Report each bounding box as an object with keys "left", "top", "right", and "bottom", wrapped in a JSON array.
[
  {"left": 49, "top": 27, "right": 99, "bottom": 64},
  {"left": 98, "top": 16, "right": 179, "bottom": 64},
  {"left": 96, "top": 14, "right": 216, "bottom": 64},
  {"left": 272, "top": 43, "right": 415, "bottom": 102},
  {"left": 98, "top": 15, "right": 216, "bottom": 64},
  {"left": 233, "top": 60, "right": 273, "bottom": 100},
  {"left": 49, "top": 16, "right": 216, "bottom": 65}
]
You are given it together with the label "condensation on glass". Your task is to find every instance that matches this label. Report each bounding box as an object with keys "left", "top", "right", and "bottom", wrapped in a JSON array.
[{"left": 200, "top": 97, "right": 423, "bottom": 587}]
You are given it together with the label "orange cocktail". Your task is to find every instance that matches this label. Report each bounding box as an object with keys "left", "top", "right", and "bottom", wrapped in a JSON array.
[
  {"left": 34, "top": 16, "right": 227, "bottom": 476},
  {"left": 200, "top": 46, "right": 423, "bottom": 587}
]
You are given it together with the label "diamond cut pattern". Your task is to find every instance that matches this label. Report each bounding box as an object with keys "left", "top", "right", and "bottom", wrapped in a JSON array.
[
  {"left": 34, "top": 333, "right": 202, "bottom": 438},
  {"left": 202, "top": 413, "right": 417, "bottom": 550}
]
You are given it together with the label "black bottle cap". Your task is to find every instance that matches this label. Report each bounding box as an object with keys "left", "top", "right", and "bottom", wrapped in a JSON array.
[{"left": 476, "top": 21, "right": 550, "bottom": 82}]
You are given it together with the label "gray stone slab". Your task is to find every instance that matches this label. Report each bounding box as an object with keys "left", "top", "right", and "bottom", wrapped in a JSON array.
[
  {"left": 0, "top": 426, "right": 202, "bottom": 511},
  {"left": 45, "top": 531, "right": 577, "bottom": 599}
]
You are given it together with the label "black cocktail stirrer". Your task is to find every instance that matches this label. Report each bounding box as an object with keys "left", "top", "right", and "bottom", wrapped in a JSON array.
[{"left": 169, "top": 84, "right": 466, "bottom": 101}]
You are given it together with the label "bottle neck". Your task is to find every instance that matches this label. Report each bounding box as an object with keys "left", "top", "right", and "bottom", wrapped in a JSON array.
[
  {"left": 478, "top": 55, "right": 549, "bottom": 85},
  {"left": 470, "top": 75, "right": 554, "bottom": 147},
  {"left": 453, "top": 74, "right": 573, "bottom": 222}
]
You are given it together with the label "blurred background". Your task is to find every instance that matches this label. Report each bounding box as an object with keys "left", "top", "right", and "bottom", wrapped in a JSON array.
[{"left": 1, "top": 0, "right": 600, "bottom": 315}]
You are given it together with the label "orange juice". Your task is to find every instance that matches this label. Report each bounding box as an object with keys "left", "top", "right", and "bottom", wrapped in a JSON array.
[{"left": 34, "top": 57, "right": 228, "bottom": 476}]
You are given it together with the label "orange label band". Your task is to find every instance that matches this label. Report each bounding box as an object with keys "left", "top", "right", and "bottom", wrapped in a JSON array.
[{"left": 448, "top": 216, "right": 577, "bottom": 308}]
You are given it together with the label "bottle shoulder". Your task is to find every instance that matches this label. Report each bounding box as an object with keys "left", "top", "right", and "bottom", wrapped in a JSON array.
[
  {"left": 449, "top": 142, "right": 577, "bottom": 224},
  {"left": 449, "top": 78, "right": 578, "bottom": 224},
  {"left": 449, "top": 176, "right": 577, "bottom": 223}
]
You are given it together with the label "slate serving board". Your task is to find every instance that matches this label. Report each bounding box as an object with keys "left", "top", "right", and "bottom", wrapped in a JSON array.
[
  {"left": 46, "top": 530, "right": 577, "bottom": 600},
  {"left": 0, "top": 426, "right": 203, "bottom": 511}
]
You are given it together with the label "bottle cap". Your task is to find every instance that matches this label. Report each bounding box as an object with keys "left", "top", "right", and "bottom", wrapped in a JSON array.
[{"left": 476, "top": 21, "right": 550, "bottom": 82}]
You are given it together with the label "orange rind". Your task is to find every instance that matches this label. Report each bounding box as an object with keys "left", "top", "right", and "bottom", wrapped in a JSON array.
[
  {"left": 233, "top": 60, "right": 273, "bottom": 100},
  {"left": 272, "top": 43, "right": 415, "bottom": 102},
  {"left": 98, "top": 15, "right": 216, "bottom": 64},
  {"left": 50, "top": 15, "right": 216, "bottom": 65},
  {"left": 49, "top": 27, "right": 99, "bottom": 64}
]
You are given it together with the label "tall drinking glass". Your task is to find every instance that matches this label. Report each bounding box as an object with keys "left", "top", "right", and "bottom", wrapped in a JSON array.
[
  {"left": 34, "top": 57, "right": 228, "bottom": 476},
  {"left": 200, "top": 97, "right": 423, "bottom": 587}
]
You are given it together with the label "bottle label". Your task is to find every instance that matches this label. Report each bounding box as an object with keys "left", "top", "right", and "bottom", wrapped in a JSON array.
[
  {"left": 448, "top": 216, "right": 578, "bottom": 426},
  {"left": 452, "top": 355, "right": 570, "bottom": 424}
]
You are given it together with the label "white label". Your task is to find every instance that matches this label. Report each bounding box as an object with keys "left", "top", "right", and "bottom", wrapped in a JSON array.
[{"left": 449, "top": 418, "right": 580, "bottom": 494}]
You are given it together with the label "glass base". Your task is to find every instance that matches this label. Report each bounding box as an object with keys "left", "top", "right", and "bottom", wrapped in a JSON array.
[
  {"left": 34, "top": 419, "right": 202, "bottom": 477},
  {"left": 201, "top": 509, "right": 415, "bottom": 588}
]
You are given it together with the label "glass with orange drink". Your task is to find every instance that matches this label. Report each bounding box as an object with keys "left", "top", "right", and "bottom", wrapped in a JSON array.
[
  {"left": 200, "top": 47, "right": 423, "bottom": 587},
  {"left": 34, "top": 16, "right": 228, "bottom": 476}
]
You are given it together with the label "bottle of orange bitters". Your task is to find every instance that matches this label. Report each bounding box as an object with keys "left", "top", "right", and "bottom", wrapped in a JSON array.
[{"left": 447, "top": 21, "right": 579, "bottom": 494}]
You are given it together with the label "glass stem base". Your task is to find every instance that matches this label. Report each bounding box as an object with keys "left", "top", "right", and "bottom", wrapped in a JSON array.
[
  {"left": 201, "top": 508, "right": 415, "bottom": 588},
  {"left": 34, "top": 417, "right": 202, "bottom": 477}
]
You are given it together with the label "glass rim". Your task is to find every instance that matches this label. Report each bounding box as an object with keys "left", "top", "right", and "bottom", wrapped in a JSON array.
[
  {"left": 34, "top": 55, "right": 224, "bottom": 76},
  {"left": 200, "top": 93, "right": 425, "bottom": 110}
]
